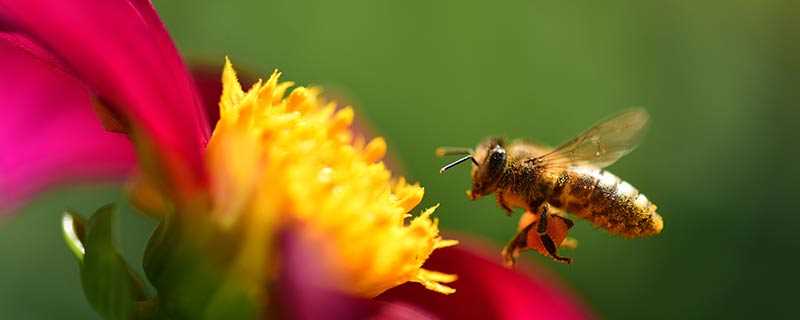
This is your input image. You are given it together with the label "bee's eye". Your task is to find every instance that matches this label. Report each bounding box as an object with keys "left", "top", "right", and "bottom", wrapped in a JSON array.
[
  {"left": 490, "top": 149, "right": 505, "bottom": 161},
  {"left": 487, "top": 146, "right": 507, "bottom": 172}
]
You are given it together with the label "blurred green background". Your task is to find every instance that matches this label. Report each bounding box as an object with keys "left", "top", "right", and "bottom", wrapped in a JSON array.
[{"left": 1, "top": 0, "right": 797, "bottom": 319}]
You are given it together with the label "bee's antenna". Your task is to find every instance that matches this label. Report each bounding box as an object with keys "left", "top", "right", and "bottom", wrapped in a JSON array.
[
  {"left": 435, "top": 147, "right": 473, "bottom": 157},
  {"left": 439, "top": 155, "right": 478, "bottom": 174}
]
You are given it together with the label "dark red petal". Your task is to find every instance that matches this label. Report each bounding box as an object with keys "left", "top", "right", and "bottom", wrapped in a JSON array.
[
  {"left": 0, "top": 0, "right": 209, "bottom": 194},
  {"left": 0, "top": 32, "right": 135, "bottom": 214},
  {"left": 378, "top": 244, "right": 593, "bottom": 320}
]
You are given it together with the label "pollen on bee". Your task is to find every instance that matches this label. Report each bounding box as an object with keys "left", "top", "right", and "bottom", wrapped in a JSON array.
[{"left": 651, "top": 215, "right": 664, "bottom": 233}]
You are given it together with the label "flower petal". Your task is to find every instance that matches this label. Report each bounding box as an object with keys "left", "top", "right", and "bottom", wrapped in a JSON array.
[
  {"left": 378, "top": 243, "right": 593, "bottom": 320},
  {"left": 0, "top": 32, "right": 135, "bottom": 214},
  {"left": 277, "top": 228, "right": 438, "bottom": 320},
  {"left": 0, "top": 0, "right": 209, "bottom": 194}
]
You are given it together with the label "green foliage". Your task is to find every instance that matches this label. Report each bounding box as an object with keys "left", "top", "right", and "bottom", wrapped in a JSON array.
[
  {"left": 63, "top": 205, "right": 259, "bottom": 320},
  {"left": 142, "top": 216, "right": 259, "bottom": 320},
  {"left": 62, "top": 205, "right": 148, "bottom": 320}
]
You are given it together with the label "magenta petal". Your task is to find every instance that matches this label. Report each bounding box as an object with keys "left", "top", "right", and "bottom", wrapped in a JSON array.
[
  {"left": 0, "top": 0, "right": 209, "bottom": 191},
  {"left": 377, "top": 245, "right": 594, "bottom": 320},
  {"left": 0, "top": 32, "right": 135, "bottom": 214},
  {"left": 277, "top": 229, "right": 437, "bottom": 320}
]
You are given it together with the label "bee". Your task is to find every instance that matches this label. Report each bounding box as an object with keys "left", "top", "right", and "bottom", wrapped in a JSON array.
[{"left": 437, "top": 109, "right": 663, "bottom": 265}]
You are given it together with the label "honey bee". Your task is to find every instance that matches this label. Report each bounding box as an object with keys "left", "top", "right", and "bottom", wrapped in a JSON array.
[{"left": 437, "top": 109, "right": 663, "bottom": 265}]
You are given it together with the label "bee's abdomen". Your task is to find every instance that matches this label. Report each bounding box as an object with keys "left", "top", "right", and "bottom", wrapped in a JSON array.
[{"left": 548, "top": 167, "right": 663, "bottom": 237}]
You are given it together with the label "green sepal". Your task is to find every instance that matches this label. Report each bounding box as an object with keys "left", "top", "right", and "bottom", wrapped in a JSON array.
[
  {"left": 143, "top": 215, "right": 260, "bottom": 319},
  {"left": 63, "top": 204, "right": 150, "bottom": 320},
  {"left": 142, "top": 213, "right": 175, "bottom": 286}
]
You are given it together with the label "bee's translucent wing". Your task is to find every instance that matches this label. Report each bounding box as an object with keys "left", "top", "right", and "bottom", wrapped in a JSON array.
[{"left": 532, "top": 109, "right": 649, "bottom": 169}]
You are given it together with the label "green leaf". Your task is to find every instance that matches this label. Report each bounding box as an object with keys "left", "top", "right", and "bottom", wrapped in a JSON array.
[{"left": 64, "top": 204, "right": 149, "bottom": 320}]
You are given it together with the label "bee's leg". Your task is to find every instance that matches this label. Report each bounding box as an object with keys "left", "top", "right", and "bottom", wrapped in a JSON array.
[
  {"left": 540, "top": 235, "right": 572, "bottom": 264},
  {"left": 537, "top": 205, "right": 573, "bottom": 264},
  {"left": 496, "top": 191, "right": 513, "bottom": 216},
  {"left": 536, "top": 204, "right": 549, "bottom": 234},
  {"left": 501, "top": 221, "right": 534, "bottom": 267}
]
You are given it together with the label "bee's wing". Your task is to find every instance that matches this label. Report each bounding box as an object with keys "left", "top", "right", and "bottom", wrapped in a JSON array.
[{"left": 531, "top": 109, "right": 649, "bottom": 170}]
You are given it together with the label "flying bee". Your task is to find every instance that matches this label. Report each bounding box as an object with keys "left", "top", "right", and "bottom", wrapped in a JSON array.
[{"left": 437, "top": 109, "right": 663, "bottom": 265}]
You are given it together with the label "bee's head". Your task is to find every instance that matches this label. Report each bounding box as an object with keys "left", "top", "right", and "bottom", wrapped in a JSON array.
[
  {"left": 436, "top": 137, "right": 507, "bottom": 200},
  {"left": 469, "top": 138, "right": 507, "bottom": 199}
]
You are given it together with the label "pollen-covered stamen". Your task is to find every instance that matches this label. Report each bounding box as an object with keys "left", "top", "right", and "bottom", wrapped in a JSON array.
[
  {"left": 363, "top": 137, "right": 387, "bottom": 163},
  {"left": 414, "top": 268, "right": 458, "bottom": 294},
  {"left": 206, "top": 58, "right": 458, "bottom": 297}
]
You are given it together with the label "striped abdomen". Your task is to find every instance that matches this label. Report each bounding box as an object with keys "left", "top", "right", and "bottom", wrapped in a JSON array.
[{"left": 547, "top": 166, "right": 663, "bottom": 237}]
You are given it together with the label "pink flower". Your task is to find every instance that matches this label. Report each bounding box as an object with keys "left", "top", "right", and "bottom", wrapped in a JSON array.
[
  {"left": 0, "top": 0, "right": 209, "bottom": 212},
  {"left": 281, "top": 233, "right": 592, "bottom": 320},
  {"left": 1, "top": 1, "right": 592, "bottom": 319}
]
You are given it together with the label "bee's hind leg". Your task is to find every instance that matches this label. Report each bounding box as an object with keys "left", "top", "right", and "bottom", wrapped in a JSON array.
[
  {"left": 540, "top": 234, "right": 572, "bottom": 264},
  {"left": 537, "top": 205, "right": 573, "bottom": 264},
  {"left": 501, "top": 222, "right": 534, "bottom": 267}
]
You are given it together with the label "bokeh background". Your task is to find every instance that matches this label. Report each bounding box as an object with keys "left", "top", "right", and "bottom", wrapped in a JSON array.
[{"left": 1, "top": 0, "right": 797, "bottom": 319}]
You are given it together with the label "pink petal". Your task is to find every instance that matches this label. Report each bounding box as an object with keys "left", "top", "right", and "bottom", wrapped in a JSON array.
[
  {"left": 0, "top": 0, "right": 209, "bottom": 194},
  {"left": 377, "top": 243, "right": 594, "bottom": 320},
  {"left": 0, "top": 32, "right": 135, "bottom": 214}
]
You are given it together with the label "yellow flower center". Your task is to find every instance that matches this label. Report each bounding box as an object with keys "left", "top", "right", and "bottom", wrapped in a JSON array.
[{"left": 205, "top": 58, "right": 457, "bottom": 297}]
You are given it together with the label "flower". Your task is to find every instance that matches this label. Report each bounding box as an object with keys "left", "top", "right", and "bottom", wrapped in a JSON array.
[
  {"left": 207, "top": 59, "right": 458, "bottom": 297},
  {"left": 0, "top": 0, "right": 592, "bottom": 319},
  {"left": 0, "top": 0, "right": 211, "bottom": 215},
  {"left": 379, "top": 244, "right": 591, "bottom": 319},
  {"left": 0, "top": 32, "right": 136, "bottom": 211},
  {"left": 280, "top": 234, "right": 593, "bottom": 320}
]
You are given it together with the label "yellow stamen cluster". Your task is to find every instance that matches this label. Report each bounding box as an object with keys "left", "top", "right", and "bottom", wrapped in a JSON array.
[{"left": 206, "top": 58, "right": 457, "bottom": 297}]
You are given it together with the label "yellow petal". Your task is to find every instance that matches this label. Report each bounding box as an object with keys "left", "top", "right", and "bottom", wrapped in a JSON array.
[{"left": 220, "top": 57, "right": 245, "bottom": 115}]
